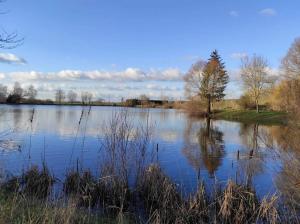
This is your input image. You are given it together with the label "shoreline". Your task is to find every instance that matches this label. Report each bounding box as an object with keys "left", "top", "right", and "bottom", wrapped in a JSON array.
[{"left": 0, "top": 103, "right": 288, "bottom": 125}]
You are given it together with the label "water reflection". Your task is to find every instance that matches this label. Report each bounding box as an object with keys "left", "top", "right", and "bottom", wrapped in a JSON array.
[
  {"left": 182, "top": 118, "right": 225, "bottom": 179},
  {"left": 0, "top": 104, "right": 299, "bottom": 203},
  {"left": 198, "top": 118, "right": 225, "bottom": 177},
  {"left": 237, "top": 123, "right": 265, "bottom": 186},
  {"left": 13, "top": 108, "right": 23, "bottom": 130},
  {"left": 261, "top": 123, "right": 300, "bottom": 205}
]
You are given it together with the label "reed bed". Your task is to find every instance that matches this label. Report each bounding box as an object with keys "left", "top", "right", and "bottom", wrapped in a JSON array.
[{"left": 1, "top": 163, "right": 299, "bottom": 223}]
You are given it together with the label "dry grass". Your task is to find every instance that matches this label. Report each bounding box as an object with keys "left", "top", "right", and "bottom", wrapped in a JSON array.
[
  {"left": 0, "top": 163, "right": 299, "bottom": 223},
  {"left": 137, "top": 164, "right": 297, "bottom": 224}
]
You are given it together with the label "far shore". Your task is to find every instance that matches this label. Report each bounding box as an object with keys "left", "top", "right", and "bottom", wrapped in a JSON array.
[{"left": 0, "top": 102, "right": 288, "bottom": 125}]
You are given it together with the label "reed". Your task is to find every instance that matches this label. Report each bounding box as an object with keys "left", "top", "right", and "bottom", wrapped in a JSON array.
[{"left": 1, "top": 163, "right": 299, "bottom": 223}]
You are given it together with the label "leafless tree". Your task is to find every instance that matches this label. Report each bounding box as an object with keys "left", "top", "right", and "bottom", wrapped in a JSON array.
[
  {"left": 139, "top": 94, "right": 150, "bottom": 106},
  {"left": 6, "top": 82, "right": 23, "bottom": 103},
  {"left": 55, "top": 89, "right": 65, "bottom": 104},
  {"left": 81, "top": 91, "right": 93, "bottom": 105},
  {"left": 67, "top": 90, "right": 77, "bottom": 103},
  {"left": 0, "top": 84, "right": 7, "bottom": 102},
  {"left": 25, "top": 85, "right": 37, "bottom": 100},
  {"left": 184, "top": 60, "right": 207, "bottom": 98},
  {"left": 12, "top": 81, "right": 23, "bottom": 97},
  {"left": 280, "top": 37, "right": 300, "bottom": 112},
  {"left": 0, "top": 1, "right": 23, "bottom": 49},
  {"left": 139, "top": 94, "right": 149, "bottom": 101},
  {"left": 240, "top": 55, "right": 274, "bottom": 113},
  {"left": 282, "top": 37, "right": 300, "bottom": 80}
]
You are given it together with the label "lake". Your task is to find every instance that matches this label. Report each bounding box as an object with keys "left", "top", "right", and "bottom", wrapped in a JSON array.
[{"left": 0, "top": 104, "right": 298, "bottom": 200}]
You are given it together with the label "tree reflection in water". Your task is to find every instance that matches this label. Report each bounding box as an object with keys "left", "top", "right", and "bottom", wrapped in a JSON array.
[
  {"left": 182, "top": 118, "right": 225, "bottom": 180},
  {"left": 237, "top": 123, "right": 264, "bottom": 187},
  {"left": 260, "top": 120, "right": 300, "bottom": 206},
  {"left": 198, "top": 118, "right": 225, "bottom": 177},
  {"left": 182, "top": 118, "right": 267, "bottom": 187}
]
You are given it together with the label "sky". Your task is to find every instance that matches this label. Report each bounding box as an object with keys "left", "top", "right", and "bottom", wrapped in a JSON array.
[{"left": 0, "top": 0, "right": 300, "bottom": 100}]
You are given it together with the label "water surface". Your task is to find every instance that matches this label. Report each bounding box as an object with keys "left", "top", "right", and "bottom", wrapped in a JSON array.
[{"left": 0, "top": 104, "right": 297, "bottom": 198}]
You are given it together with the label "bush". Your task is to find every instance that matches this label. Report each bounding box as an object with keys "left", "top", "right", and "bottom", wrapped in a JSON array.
[
  {"left": 238, "top": 94, "right": 255, "bottom": 109},
  {"left": 6, "top": 94, "right": 22, "bottom": 104}
]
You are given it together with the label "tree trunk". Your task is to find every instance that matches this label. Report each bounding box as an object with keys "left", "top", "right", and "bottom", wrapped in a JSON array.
[
  {"left": 206, "top": 117, "right": 211, "bottom": 134},
  {"left": 256, "top": 99, "right": 259, "bottom": 113},
  {"left": 207, "top": 96, "right": 211, "bottom": 115}
]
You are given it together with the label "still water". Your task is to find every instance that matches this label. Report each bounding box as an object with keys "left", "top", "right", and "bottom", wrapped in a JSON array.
[{"left": 0, "top": 104, "right": 297, "bottom": 198}]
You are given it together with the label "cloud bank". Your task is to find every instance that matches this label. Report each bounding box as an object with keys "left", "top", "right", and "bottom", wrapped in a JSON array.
[{"left": 7, "top": 68, "right": 183, "bottom": 83}]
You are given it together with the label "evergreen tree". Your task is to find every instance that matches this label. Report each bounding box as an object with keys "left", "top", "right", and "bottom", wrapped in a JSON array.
[{"left": 201, "top": 50, "right": 229, "bottom": 114}]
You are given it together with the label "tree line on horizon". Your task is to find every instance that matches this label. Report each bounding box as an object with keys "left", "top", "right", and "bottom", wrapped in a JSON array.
[{"left": 0, "top": 83, "right": 97, "bottom": 105}]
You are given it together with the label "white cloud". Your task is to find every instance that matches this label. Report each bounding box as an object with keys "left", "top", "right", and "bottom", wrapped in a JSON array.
[
  {"left": 229, "top": 10, "right": 239, "bottom": 17},
  {"left": 146, "top": 83, "right": 181, "bottom": 91},
  {"left": 0, "top": 53, "right": 27, "bottom": 64},
  {"left": 0, "top": 73, "right": 5, "bottom": 80},
  {"left": 259, "top": 8, "right": 277, "bottom": 16},
  {"left": 150, "top": 68, "right": 182, "bottom": 81},
  {"left": 7, "top": 68, "right": 183, "bottom": 83},
  {"left": 230, "top": 52, "right": 248, "bottom": 60}
]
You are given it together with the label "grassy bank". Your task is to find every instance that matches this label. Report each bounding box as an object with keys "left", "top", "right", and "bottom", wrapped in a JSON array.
[{"left": 212, "top": 110, "right": 288, "bottom": 125}]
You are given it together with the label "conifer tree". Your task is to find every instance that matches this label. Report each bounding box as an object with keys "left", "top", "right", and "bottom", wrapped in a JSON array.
[{"left": 201, "top": 50, "right": 229, "bottom": 114}]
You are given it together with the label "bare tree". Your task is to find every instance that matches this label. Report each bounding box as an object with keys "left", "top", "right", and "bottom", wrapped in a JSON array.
[
  {"left": 25, "top": 85, "right": 37, "bottom": 100},
  {"left": 6, "top": 81, "right": 23, "bottom": 103},
  {"left": 55, "top": 89, "right": 65, "bottom": 104},
  {"left": 81, "top": 91, "right": 93, "bottom": 105},
  {"left": 184, "top": 60, "right": 207, "bottom": 98},
  {"left": 67, "top": 90, "right": 77, "bottom": 103},
  {"left": 282, "top": 38, "right": 300, "bottom": 80},
  {"left": 280, "top": 37, "right": 300, "bottom": 111},
  {"left": 240, "top": 55, "right": 274, "bottom": 113},
  {"left": 139, "top": 94, "right": 149, "bottom": 101},
  {"left": 12, "top": 81, "right": 23, "bottom": 96},
  {"left": 0, "top": 84, "right": 7, "bottom": 102},
  {"left": 0, "top": 1, "right": 23, "bottom": 49}
]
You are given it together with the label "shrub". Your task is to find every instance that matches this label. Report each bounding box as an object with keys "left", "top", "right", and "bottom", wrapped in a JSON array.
[{"left": 238, "top": 94, "right": 255, "bottom": 109}]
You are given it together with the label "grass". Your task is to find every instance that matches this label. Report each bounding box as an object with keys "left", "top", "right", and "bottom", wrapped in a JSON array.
[
  {"left": 212, "top": 110, "right": 288, "bottom": 125},
  {"left": 1, "top": 163, "right": 298, "bottom": 223},
  {"left": 0, "top": 190, "right": 132, "bottom": 224}
]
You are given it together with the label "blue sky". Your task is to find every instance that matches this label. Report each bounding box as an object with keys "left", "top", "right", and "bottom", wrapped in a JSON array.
[{"left": 0, "top": 0, "right": 299, "bottom": 100}]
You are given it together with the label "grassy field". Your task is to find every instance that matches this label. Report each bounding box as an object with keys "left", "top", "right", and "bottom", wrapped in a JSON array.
[{"left": 213, "top": 110, "right": 288, "bottom": 125}]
